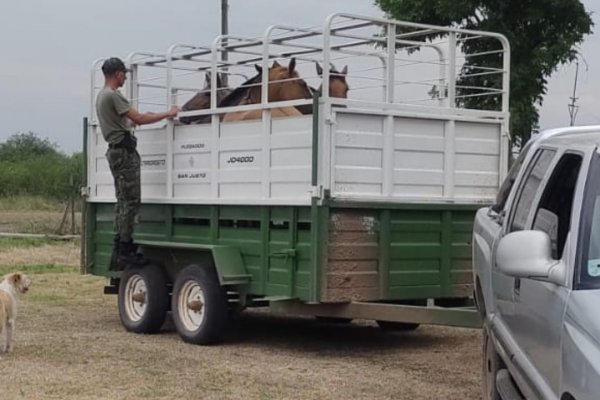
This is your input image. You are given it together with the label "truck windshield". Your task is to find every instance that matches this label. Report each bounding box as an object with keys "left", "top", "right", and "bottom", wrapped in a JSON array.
[
  {"left": 578, "top": 151, "right": 600, "bottom": 289},
  {"left": 491, "top": 140, "right": 534, "bottom": 213}
]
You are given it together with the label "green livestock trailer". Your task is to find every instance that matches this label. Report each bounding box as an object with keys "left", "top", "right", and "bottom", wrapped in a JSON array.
[{"left": 83, "top": 14, "right": 510, "bottom": 344}]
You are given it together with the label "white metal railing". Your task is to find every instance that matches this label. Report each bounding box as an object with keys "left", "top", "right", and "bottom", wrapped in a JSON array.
[
  {"left": 90, "top": 13, "right": 510, "bottom": 124},
  {"left": 88, "top": 13, "right": 510, "bottom": 205}
]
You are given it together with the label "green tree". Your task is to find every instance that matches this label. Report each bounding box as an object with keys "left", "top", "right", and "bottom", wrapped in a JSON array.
[
  {"left": 0, "top": 133, "right": 83, "bottom": 199},
  {"left": 0, "top": 131, "right": 60, "bottom": 162},
  {"left": 375, "top": 0, "right": 593, "bottom": 145}
]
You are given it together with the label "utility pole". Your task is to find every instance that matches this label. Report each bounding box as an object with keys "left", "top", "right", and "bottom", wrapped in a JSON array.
[
  {"left": 568, "top": 60, "right": 580, "bottom": 126},
  {"left": 221, "top": 0, "right": 229, "bottom": 86}
]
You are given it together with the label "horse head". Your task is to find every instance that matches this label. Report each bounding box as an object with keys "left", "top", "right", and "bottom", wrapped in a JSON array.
[
  {"left": 220, "top": 59, "right": 312, "bottom": 122},
  {"left": 267, "top": 58, "right": 313, "bottom": 102},
  {"left": 315, "top": 62, "right": 349, "bottom": 98},
  {"left": 180, "top": 72, "right": 230, "bottom": 124}
]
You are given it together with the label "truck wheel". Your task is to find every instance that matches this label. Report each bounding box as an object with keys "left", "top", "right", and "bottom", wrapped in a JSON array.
[
  {"left": 172, "top": 265, "right": 228, "bottom": 345},
  {"left": 376, "top": 320, "right": 420, "bottom": 331},
  {"left": 118, "top": 264, "right": 169, "bottom": 334},
  {"left": 482, "top": 325, "right": 502, "bottom": 400}
]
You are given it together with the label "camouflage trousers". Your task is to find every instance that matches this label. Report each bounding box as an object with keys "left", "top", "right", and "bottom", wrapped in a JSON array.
[{"left": 106, "top": 147, "right": 141, "bottom": 243}]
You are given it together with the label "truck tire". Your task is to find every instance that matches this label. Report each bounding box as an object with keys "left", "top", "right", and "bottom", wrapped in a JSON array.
[
  {"left": 172, "top": 264, "right": 228, "bottom": 345},
  {"left": 118, "top": 263, "right": 169, "bottom": 334},
  {"left": 376, "top": 320, "right": 420, "bottom": 331},
  {"left": 482, "top": 324, "right": 502, "bottom": 400}
]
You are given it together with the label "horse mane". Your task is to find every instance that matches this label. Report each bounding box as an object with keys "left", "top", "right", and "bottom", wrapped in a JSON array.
[{"left": 217, "top": 73, "right": 262, "bottom": 107}]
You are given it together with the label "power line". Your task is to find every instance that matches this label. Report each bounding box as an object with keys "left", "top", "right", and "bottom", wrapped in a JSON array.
[{"left": 568, "top": 60, "right": 580, "bottom": 126}]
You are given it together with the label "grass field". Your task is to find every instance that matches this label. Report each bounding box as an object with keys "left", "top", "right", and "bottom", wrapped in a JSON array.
[
  {"left": 0, "top": 237, "right": 483, "bottom": 400},
  {"left": 0, "top": 196, "right": 80, "bottom": 234}
]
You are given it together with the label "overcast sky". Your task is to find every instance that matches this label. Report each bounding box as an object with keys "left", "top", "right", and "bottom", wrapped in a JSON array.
[{"left": 0, "top": 0, "right": 598, "bottom": 153}]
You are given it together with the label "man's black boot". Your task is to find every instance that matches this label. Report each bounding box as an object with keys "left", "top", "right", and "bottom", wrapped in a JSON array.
[
  {"left": 117, "top": 241, "right": 149, "bottom": 268},
  {"left": 109, "top": 235, "right": 121, "bottom": 271}
]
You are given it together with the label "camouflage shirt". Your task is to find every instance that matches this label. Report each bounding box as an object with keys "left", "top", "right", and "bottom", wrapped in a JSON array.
[{"left": 96, "top": 87, "right": 132, "bottom": 144}]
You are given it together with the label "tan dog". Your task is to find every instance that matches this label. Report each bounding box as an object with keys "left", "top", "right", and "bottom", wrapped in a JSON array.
[{"left": 0, "top": 272, "right": 31, "bottom": 356}]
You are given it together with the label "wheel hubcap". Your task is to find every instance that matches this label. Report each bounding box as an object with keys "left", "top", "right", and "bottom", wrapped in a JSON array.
[
  {"left": 125, "top": 274, "right": 147, "bottom": 322},
  {"left": 178, "top": 280, "right": 206, "bottom": 331}
]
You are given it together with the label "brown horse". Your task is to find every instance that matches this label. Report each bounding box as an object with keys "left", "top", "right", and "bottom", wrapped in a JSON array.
[
  {"left": 295, "top": 62, "right": 349, "bottom": 115},
  {"left": 180, "top": 72, "right": 231, "bottom": 124},
  {"left": 315, "top": 62, "right": 349, "bottom": 98},
  {"left": 222, "top": 58, "right": 313, "bottom": 122}
]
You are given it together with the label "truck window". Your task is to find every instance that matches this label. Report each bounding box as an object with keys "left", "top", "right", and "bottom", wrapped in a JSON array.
[
  {"left": 532, "top": 153, "right": 582, "bottom": 259},
  {"left": 509, "top": 149, "right": 556, "bottom": 232},
  {"left": 491, "top": 140, "right": 534, "bottom": 214},
  {"left": 577, "top": 153, "right": 600, "bottom": 289}
]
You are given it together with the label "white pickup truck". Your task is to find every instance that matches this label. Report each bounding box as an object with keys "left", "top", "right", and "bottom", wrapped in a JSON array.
[{"left": 473, "top": 126, "right": 600, "bottom": 400}]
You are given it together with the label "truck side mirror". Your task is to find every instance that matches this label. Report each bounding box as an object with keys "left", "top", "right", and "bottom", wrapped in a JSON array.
[{"left": 496, "top": 230, "right": 566, "bottom": 286}]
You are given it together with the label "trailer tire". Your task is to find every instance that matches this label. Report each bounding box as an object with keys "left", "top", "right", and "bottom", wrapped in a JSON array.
[
  {"left": 118, "top": 263, "right": 169, "bottom": 334},
  {"left": 376, "top": 320, "right": 420, "bottom": 331},
  {"left": 172, "top": 264, "right": 228, "bottom": 345}
]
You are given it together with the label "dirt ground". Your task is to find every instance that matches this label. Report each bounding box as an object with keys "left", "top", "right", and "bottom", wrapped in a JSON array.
[{"left": 0, "top": 242, "right": 483, "bottom": 400}]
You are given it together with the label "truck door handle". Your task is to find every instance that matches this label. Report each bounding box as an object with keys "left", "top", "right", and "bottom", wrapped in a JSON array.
[{"left": 514, "top": 278, "right": 521, "bottom": 295}]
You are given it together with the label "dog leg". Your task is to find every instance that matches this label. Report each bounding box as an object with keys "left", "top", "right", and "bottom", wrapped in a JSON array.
[
  {"left": 6, "top": 319, "right": 14, "bottom": 353},
  {"left": 0, "top": 329, "right": 5, "bottom": 354}
]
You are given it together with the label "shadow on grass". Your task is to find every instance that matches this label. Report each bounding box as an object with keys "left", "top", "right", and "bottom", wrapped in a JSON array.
[{"left": 156, "top": 310, "right": 454, "bottom": 356}]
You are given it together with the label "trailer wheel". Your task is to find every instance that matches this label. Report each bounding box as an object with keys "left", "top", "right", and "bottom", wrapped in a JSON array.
[
  {"left": 482, "top": 324, "right": 502, "bottom": 400},
  {"left": 172, "top": 264, "right": 228, "bottom": 345},
  {"left": 118, "top": 264, "right": 169, "bottom": 334},
  {"left": 376, "top": 320, "right": 420, "bottom": 331}
]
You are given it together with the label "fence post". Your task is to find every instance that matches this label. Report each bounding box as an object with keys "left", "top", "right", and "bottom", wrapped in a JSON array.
[{"left": 80, "top": 117, "right": 88, "bottom": 275}]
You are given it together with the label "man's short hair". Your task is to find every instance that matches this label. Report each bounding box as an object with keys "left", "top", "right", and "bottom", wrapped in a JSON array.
[{"left": 102, "top": 57, "right": 129, "bottom": 76}]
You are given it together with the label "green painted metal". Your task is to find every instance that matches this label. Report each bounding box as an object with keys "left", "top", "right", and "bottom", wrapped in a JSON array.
[
  {"left": 384, "top": 208, "right": 476, "bottom": 300},
  {"left": 378, "top": 210, "right": 391, "bottom": 298},
  {"left": 135, "top": 240, "right": 250, "bottom": 285},
  {"left": 82, "top": 117, "right": 95, "bottom": 275},
  {"left": 89, "top": 203, "right": 315, "bottom": 301},
  {"left": 271, "top": 300, "right": 482, "bottom": 329},
  {"left": 87, "top": 202, "right": 477, "bottom": 306},
  {"left": 311, "top": 93, "right": 319, "bottom": 186}
]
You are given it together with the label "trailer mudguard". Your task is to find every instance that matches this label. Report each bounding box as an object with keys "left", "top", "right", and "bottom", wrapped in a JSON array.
[{"left": 136, "top": 240, "right": 251, "bottom": 286}]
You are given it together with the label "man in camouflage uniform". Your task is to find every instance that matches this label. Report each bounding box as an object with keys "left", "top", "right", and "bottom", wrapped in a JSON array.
[{"left": 96, "top": 57, "right": 178, "bottom": 267}]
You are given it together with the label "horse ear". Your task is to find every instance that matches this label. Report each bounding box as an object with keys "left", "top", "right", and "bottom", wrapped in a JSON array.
[
  {"left": 216, "top": 73, "right": 223, "bottom": 87},
  {"left": 205, "top": 71, "right": 212, "bottom": 87},
  {"left": 341, "top": 65, "right": 348, "bottom": 76},
  {"left": 315, "top": 62, "right": 323, "bottom": 76},
  {"left": 255, "top": 64, "right": 263, "bottom": 73},
  {"left": 272, "top": 60, "right": 281, "bottom": 68},
  {"left": 288, "top": 58, "right": 296, "bottom": 74}
]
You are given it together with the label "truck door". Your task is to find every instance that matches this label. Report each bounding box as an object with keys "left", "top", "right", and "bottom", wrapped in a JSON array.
[
  {"left": 511, "top": 152, "right": 583, "bottom": 394},
  {"left": 495, "top": 149, "right": 556, "bottom": 332}
]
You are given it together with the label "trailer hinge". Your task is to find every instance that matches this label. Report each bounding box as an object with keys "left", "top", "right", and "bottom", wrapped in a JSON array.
[
  {"left": 80, "top": 186, "right": 91, "bottom": 198},
  {"left": 325, "top": 115, "right": 336, "bottom": 125},
  {"left": 310, "top": 185, "right": 324, "bottom": 199}
]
